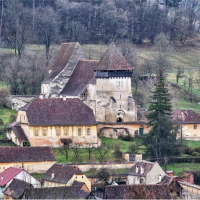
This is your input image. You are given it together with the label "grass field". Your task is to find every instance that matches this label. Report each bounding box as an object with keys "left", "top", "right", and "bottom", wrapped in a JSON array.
[{"left": 53, "top": 137, "right": 145, "bottom": 164}]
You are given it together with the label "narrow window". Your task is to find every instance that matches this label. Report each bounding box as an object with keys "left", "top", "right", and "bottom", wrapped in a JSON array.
[
  {"left": 56, "top": 127, "right": 61, "bottom": 136},
  {"left": 43, "top": 128, "right": 47, "bottom": 136},
  {"left": 120, "top": 94, "right": 121, "bottom": 99},
  {"left": 78, "top": 127, "right": 82, "bottom": 136},
  {"left": 64, "top": 127, "right": 69, "bottom": 136},
  {"left": 194, "top": 125, "right": 197, "bottom": 129},
  {"left": 86, "top": 127, "right": 91, "bottom": 136},
  {"left": 34, "top": 128, "right": 39, "bottom": 137}
]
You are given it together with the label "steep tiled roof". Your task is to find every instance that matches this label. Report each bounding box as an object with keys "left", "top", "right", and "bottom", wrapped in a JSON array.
[
  {"left": 173, "top": 110, "right": 200, "bottom": 124},
  {"left": 0, "top": 167, "right": 23, "bottom": 186},
  {"left": 159, "top": 175, "right": 175, "bottom": 186},
  {"left": 128, "top": 161, "right": 155, "bottom": 177},
  {"left": 23, "top": 186, "right": 90, "bottom": 199},
  {"left": 0, "top": 147, "right": 56, "bottom": 163},
  {"left": 6, "top": 121, "right": 20, "bottom": 128},
  {"left": 42, "top": 164, "right": 83, "bottom": 184},
  {"left": 42, "top": 43, "right": 78, "bottom": 84},
  {"left": 20, "top": 98, "right": 96, "bottom": 126},
  {"left": 12, "top": 126, "right": 28, "bottom": 143},
  {"left": 105, "top": 185, "right": 171, "bottom": 199},
  {"left": 60, "top": 60, "right": 98, "bottom": 96},
  {"left": 3, "top": 178, "right": 33, "bottom": 198},
  {"left": 95, "top": 43, "right": 132, "bottom": 71}
]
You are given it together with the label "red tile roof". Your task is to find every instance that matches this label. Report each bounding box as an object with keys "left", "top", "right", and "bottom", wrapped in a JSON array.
[
  {"left": 11, "top": 126, "right": 28, "bottom": 143},
  {"left": 128, "top": 161, "right": 155, "bottom": 177},
  {"left": 42, "top": 43, "right": 78, "bottom": 84},
  {"left": 95, "top": 43, "right": 132, "bottom": 71},
  {"left": 42, "top": 164, "right": 83, "bottom": 184},
  {"left": 105, "top": 185, "right": 171, "bottom": 199},
  {"left": 20, "top": 98, "right": 96, "bottom": 126},
  {"left": 60, "top": 60, "right": 98, "bottom": 96},
  {"left": 0, "top": 167, "right": 23, "bottom": 186},
  {"left": 0, "top": 147, "right": 56, "bottom": 163},
  {"left": 173, "top": 109, "right": 200, "bottom": 124}
]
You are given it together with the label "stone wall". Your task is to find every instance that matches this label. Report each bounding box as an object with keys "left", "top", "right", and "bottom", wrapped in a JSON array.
[
  {"left": 11, "top": 95, "right": 38, "bottom": 110},
  {"left": 70, "top": 161, "right": 136, "bottom": 172}
]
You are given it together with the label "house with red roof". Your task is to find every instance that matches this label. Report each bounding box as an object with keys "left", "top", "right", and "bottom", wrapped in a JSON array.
[{"left": 0, "top": 167, "right": 41, "bottom": 199}]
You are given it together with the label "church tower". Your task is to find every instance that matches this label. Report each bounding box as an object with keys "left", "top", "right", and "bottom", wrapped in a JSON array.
[{"left": 94, "top": 43, "right": 137, "bottom": 123}]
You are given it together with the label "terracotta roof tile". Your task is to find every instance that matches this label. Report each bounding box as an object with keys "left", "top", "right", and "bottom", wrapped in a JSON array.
[
  {"left": 24, "top": 186, "right": 90, "bottom": 199},
  {"left": 42, "top": 164, "right": 83, "bottom": 184},
  {"left": 42, "top": 43, "right": 78, "bottom": 84},
  {"left": 173, "top": 109, "right": 200, "bottom": 124},
  {"left": 128, "top": 161, "right": 155, "bottom": 177},
  {"left": 105, "top": 185, "right": 171, "bottom": 199},
  {"left": 95, "top": 43, "right": 132, "bottom": 71},
  {"left": 21, "top": 98, "right": 96, "bottom": 126},
  {"left": 12, "top": 126, "right": 28, "bottom": 143},
  {"left": 0, "top": 167, "right": 23, "bottom": 186},
  {"left": 3, "top": 178, "right": 33, "bottom": 198},
  {"left": 60, "top": 60, "right": 98, "bottom": 96},
  {"left": 0, "top": 147, "right": 56, "bottom": 163}
]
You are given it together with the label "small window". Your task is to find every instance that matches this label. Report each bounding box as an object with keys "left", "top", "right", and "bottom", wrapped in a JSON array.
[
  {"left": 82, "top": 176, "right": 83, "bottom": 179},
  {"left": 24, "top": 116, "right": 25, "bottom": 121},
  {"left": 86, "top": 127, "right": 91, "bottom": 136},
  {"left": 78, "top": 127, "right": 82, "bottom": 136},
  {"left": 64, "top": 127, "right": 69, "bottom": 136},
  {"left": 43, "top": 128, "right": 47, "bottom": 136},
  {"left": 34, "top": 128, "right": 39, "bottom": 137},
  {"left": 194, "top": 125, "right": 197, "bottom": 129},
  {"left": 56, "top": 127, "right": 61, "bottom": 136}
]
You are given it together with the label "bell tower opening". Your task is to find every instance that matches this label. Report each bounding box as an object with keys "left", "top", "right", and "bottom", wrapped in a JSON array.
[{"left": 117, "top": 117, "right": 123, "bottom": 123}]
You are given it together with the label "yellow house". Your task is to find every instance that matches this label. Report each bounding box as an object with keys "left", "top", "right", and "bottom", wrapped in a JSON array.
[
  {"left": 7, "top": 98, "right": 99, "bottom": 147},
  {"left": 42, "top": 163, "right": 91, "bottom": 191},
  {"left": 173, "top": 110, "right": 200, "bottom": 138},
  {"left": 0, "top": 147, "right": 56, "bottom": 173}
]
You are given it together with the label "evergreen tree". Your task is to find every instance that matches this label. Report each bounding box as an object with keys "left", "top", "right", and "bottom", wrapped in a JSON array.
[{"left": 143, "top": 68, "right": 177, "bottom": 161}]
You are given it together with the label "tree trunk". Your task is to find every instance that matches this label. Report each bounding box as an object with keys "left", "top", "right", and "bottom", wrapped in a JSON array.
[
  {"left": 0, "top": 0, "right": 4, "bottom": 39},
  {"left": 32, "top": 0, "right": 35, "bottom": 30}
]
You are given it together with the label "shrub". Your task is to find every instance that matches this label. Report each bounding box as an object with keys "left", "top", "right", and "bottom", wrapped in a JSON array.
[
  {"left": 113, "top": 142, "right": 122, "bottom": 159},
  {"left": 122, "top": 134, "right": 133, "bottom": 141}
]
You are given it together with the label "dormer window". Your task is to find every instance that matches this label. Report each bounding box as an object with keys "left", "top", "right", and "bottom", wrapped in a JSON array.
[
  {"left": 159, "top": 175, "right": 162, "bottom": 182},
  {"left": 136, "top": 166, "right": 138, "bottom": 173},
  {"left": 141, "top": 167, "right": 144, "bottom": 174}
]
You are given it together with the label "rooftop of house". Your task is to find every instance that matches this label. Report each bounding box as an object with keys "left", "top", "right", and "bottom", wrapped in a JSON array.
[
  {"left": 42, "top": 163, "right": 83, "bottom": 184},
  {"left": 158, "top": 175, "right": 176, "bottom": 186},
  {"left": 23, "top": 182, "right": 90, "bottom": 199},
  {"left": 0, "top": 147, "right": 56, "bottom": 164},
  {"left": 42, "top": 43, "right": 80, "bottom": 84},
  {"left": 173, "top": 109, "right": 200, "bottom": 124},
  {"left": 11, "top": 126, "right": 28, "bottom": 143},
  {"left": 19, "top": 98, "right": 96, "bottom": 126},
  {"left": 105, "top": 185, "right": 171, "bottom": 199},
  {"left": 3, "top": 178, "right": 33, "bottom": 198},
  {"left": 95, "top": 42, "right": 132, "bottom": 71},
  {"left": 128, "top": 160, "right": 155, "bottom": 177},
  {"left": 60, "top": 60, "right": 98, "bottom": 96},
  {"left": 0, "top": 167, "right": 23, "bottom": 186}
]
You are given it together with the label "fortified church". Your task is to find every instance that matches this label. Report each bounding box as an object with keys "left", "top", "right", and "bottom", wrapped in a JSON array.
[
  {"left": 41, "top": 42, "right": 137, "bottom": 123},
  {"left": 7, "top": 43, "right": 148, "bottom": 147}
]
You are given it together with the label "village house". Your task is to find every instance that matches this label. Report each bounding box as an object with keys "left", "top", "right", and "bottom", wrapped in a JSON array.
[
  {"left": 173, "top": 109, "right": 200, "bottom": 138},
  {"left": 0, "top": 147, "right": 56, "bottom": 173},
  {"left": 0, "top": 167, "right": 41, "bottom": 199},
  {"left": 7, "top": 98, "right": 99, "bottom": 147},
  {"left": 22, "top": 181, "right": 94, "bottom": 199},
  {"left": 42, "top": 163, "right": 91, "bottom": 191},
  {"left": 3, "top": 179, "right": 34, "bottom": 200},
  {"left": 126, "top": 160, "right": 166, "bottom": 185},
  {"left": 105, "top": 184, "right": 174, "bottom": 199}
]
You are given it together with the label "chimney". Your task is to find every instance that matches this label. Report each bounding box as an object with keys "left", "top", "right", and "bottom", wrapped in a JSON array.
[
  {"left": 59, "top": 94, "right": 63, "bottom": 99},
  {"left": 49, "top": 70, "right": 52, "bottom": 74},
  {"left": 51, "top": 171, "right": 55, "bottom": 180},
  {"left": 63, "top": 96, "right": 66, "bottom": 101},
  {"left": 39, "top": 93, "right": 44, "bottom": 99},
  {"left": 1, "top": 175, "right": 3, "bottom": 181}
]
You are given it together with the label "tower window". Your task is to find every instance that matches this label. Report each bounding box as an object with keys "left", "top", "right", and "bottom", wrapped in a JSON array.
[
  {"left": 78, "top": 127, "right": 82, "bottom": 136},
  {"left": 43, "top": 128, "right": 47, "bottom": 136},
  {"left": 56, "top": 127, "right": 61, "bottom": 136},
  {"left": 34, "top": 128, "right": 39, "bottom": 137},
  {"left": 64, "top": 127, "right": 69, "bottom": 136}
]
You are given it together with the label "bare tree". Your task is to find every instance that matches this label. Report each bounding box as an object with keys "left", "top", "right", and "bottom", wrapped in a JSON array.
[{"left": 96, "top": 145, "right": 109, "bottom": 163}]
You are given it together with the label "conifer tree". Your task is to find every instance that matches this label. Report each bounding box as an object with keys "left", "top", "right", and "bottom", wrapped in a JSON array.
[{"left": 143, "top": 68, "right": 177, "bottom": 160}]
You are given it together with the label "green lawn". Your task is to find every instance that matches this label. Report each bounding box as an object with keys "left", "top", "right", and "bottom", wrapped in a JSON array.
[
  {"left": 31, "top": 173, "right": 44, "bottom": 180},
  {"left": 84, "top": 168, "right": 130, "bottom": 176},
  {"left": 162, "top": 163, "right": 200, "bottom": 176},
  {"left": 183, "top": 140, "right": 200, "bottom": 148},
  {"left": 53, "top": 137, "right": 145, "bottom": 164}
]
